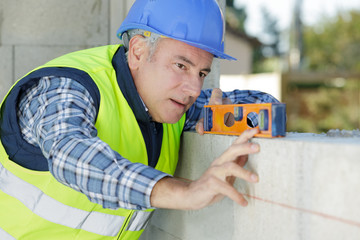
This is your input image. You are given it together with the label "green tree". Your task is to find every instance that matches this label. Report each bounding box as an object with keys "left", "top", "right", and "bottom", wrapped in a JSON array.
[
  {"left": 303, "top": 10, "right": 360, "bottom": 72},
  {"left": 225, "top": 1, "right": 247, "bottom": 33},
  {"left": 253, "top": 7, "right": 282, "bottom": 73},
  {"left": 260, "top": 7, "right": 281, "bottom": 57}
]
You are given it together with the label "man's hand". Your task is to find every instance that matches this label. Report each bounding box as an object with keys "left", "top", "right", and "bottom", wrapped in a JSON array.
[
  {"left": 196, "top": 88, "right": 232, "bottom": 135},
  {"left": 150, "top": 128, "right": 260, "bottom": 210}
]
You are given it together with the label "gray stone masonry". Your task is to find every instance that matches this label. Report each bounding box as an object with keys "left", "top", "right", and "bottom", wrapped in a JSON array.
[
  {"left": 0, "top": 0, "right": 222, "bottom": 101},
  {"left": 140, "top": 132, "right": 360, "bottom": 240}
]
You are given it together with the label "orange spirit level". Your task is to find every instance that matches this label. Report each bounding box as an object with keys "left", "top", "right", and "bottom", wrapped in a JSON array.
[{"left": 203, "top": 103, "right": 286, "bottom": 138}]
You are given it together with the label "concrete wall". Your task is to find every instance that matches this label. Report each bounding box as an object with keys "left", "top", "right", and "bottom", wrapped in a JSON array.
[
  {"left": 0, "top": 0, "right": 124, "bottom": 100},
  {"left": 140, "top": 132, "right": 360, "bottom": 240},
  {"left": 0, "top": 0, "right": 225, "bottom": 100}
]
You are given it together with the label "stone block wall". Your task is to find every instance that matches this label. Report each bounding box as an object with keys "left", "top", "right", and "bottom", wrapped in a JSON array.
[
  {"left": 140, "top": 132, "right": 360, "bottom": 240},
  {"left": 0, "top": 0, "right": 118, "bottom": 100},
  {"left": 0, "top": 0, "right": 223, "bottom": 101}
]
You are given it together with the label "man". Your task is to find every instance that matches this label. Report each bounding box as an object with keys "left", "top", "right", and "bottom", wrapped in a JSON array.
[{"left": 0, "top": 0, "right": 278, "bottom": 239}]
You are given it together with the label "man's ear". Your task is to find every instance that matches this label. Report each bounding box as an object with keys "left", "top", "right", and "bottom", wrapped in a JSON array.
[{"left": 128, "top": 35, "right": 147, "bottom": 70}]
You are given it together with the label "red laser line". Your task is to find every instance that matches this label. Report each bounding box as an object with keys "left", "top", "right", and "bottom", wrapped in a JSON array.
[{"left": 243, "top": 193, "right": 360, "bottom": 229}]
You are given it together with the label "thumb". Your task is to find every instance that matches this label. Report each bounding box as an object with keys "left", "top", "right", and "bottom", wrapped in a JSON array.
[{"left": 208, "top": 88, "right": 223, "bottom": 105}]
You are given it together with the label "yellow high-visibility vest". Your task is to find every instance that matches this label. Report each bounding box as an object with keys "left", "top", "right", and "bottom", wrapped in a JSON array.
[{"left": 0, "top": 45, "right": 185, "bottom": 239}]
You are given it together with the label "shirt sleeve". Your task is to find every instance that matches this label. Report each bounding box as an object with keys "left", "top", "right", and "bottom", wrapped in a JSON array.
[
  {"left": 17, "top": 76, "right": 169, "bottom": 210},
  {"left": 184, "top": 89, "right": 280, "bottom": 131}
]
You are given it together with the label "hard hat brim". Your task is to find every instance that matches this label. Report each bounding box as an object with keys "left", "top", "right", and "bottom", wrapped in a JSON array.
[
  {"left": 117, "top": 24, "right": 237, "bottom": 61},
  {"left": 183, "top": 41, "right": 237, "bottom": 61}
]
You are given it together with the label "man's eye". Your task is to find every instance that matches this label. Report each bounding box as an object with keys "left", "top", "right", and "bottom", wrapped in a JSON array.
[
  {"left": 199, "top": 72, "right": 207, "bottom": 78},
  {"left": 175, "top": 63, "right": 186, "bottom": 70}
]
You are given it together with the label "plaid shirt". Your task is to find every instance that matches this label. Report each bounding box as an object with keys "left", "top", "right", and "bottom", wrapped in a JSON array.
[{"left": 17, "top": 76, "right": 278, "bottom": 210}]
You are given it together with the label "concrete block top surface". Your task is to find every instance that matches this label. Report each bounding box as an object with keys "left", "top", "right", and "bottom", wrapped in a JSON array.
[
  {"left": 185, "top": 131, "right": 360, "bottom": 146},
  {"left": 279, "top": 131, "right": 360, "bottom": 144}
]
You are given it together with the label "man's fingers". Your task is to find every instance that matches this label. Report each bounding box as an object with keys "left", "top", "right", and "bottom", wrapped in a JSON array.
[
  {"left": 230, "top": 142, "right": 259, "bottom": 158},
  {"left": 235, "top": 155, "right": 248, "bottom": 167},
  {"left": 212, "top": 140, "right": 259, "bottom": 166},
  {"left": 223, "top": 97, "right": 233, "bottom": 104},
  {"left": 208, "top": 88, "right": 223, "bottom": 105},
  {"left": 208, "top": 162, "right": 258, "bottom": 206},
  {"left": 210, "top": 177, "right": 248, "bottom": 206},
  {"left": 195, "top": 118, "right": 204, "bottom": 135},
  {"left": 234, "top": 128, "right": 260, "bottom": 144},
  {"left": 198, "top": 88, "right": 233, "bottom": 136},
  {"left": 227, "top": 162, "right": 258, "bottom": 183},
  {"left": 213, "top": 161, "right": 258, "bottom": 183}
]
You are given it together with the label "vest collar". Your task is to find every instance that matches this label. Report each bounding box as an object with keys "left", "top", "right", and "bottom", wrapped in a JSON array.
[
  {"left": 112, "top": 46, "right": 152, "bottom": 124},
  {"left": 112, "top": 46, "right": 163, "bottom": 168}
]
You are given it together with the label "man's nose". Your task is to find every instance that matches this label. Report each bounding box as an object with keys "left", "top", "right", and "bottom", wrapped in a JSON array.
[{"left": 183, "top": 76, "right": 202, "bottom": 98}]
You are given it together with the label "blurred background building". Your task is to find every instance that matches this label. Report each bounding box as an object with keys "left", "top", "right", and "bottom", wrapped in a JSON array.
[
  {"left": 221, "top": 0, "right": 360, "bottom": 133},
  {"left": 0, "top": 0, "right": 359, "bottom": 133}
]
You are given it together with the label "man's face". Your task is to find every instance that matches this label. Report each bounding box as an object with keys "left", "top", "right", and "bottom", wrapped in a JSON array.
[{"left": 130, "top": 37, "right": 213, "bottom": 123}]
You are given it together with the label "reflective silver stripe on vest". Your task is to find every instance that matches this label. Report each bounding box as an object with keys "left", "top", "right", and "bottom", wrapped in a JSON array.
[
  {"left": 0, "top": 227, "right": 16, "bottom": 240},
  {"left": 0, "top": 162, "right": 126, "bottom": 236},
  {"left": 126, "top": 211, "right": 154, "bottom": 231}
]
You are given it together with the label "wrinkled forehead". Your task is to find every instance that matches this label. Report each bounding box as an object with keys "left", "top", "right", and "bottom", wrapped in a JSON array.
[{"left": 152, "top": 38, "right": 214, "bottom": 71}]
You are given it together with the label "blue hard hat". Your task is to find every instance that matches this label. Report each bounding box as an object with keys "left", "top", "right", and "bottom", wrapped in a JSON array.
[{"left": 117, "top": 0, "right": 236, "bottom": 61}]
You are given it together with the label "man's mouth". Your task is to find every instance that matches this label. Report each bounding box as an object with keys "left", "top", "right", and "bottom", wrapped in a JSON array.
[{"left": 171, "top": 99, "right": 187, "bottom": 108}]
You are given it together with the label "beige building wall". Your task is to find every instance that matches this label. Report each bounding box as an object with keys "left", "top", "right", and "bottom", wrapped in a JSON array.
[{"left": 221, "top": 32, "right": 254, "bottom": 75}]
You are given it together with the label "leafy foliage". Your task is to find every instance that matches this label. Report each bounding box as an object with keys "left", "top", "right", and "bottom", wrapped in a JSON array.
[
  {"left": 225, "top": 1, "right": 247, "bottom": 33},
  {"left": 286, "top": 78, "right": 360, "bottom": 133},
  {"left": 285, "top": 10, "right": 360, "bottom": 133},
  {"left": 252, "top": 7, "right": 282, "bottom": 73},
  {"left": 303, "top": 11, "right": 360, "bottom": 72}
]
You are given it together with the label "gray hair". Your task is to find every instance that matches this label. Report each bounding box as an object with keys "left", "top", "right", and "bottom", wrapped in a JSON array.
[{"left": 122, "top": 29, "right": 161, "bottom": 62}]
